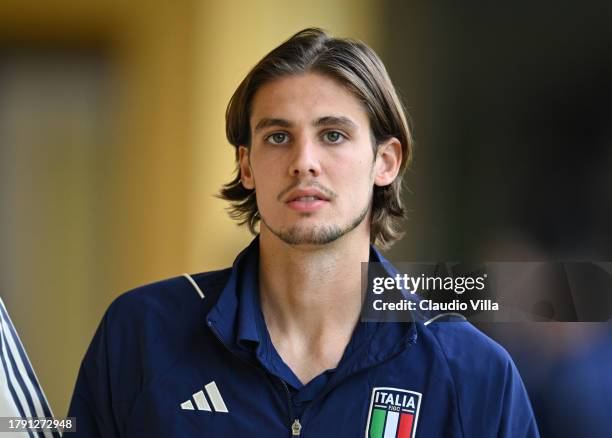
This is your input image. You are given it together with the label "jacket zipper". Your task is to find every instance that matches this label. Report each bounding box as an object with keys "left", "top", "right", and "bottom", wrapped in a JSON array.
[
  {"left": 291, "top": 419, "right": 302, "bottom": 436},
  {"left": 208, "top": 321, "right": 298, "bottom": 437},
  {"left": 279, "top": 377, "right": 302, "bottom": 437}
]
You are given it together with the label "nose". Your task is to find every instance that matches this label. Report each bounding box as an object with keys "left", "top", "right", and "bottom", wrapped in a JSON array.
[{"left": 288, "top": 135, "right": 321, "bottom": 177}]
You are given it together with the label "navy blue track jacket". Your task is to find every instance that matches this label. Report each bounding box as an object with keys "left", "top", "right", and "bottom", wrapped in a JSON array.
[{"left": 68, "top": 238, "right": 539, "bottom": 437}]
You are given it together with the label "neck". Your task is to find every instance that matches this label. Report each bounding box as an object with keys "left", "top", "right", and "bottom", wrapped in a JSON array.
[{"left": 258, "top": 225, "right": 371, "bottom": 348}]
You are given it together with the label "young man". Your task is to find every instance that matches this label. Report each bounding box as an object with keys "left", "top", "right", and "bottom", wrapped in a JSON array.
[{"left": 68, "top": 29, "right": 539, "bottom": 437}]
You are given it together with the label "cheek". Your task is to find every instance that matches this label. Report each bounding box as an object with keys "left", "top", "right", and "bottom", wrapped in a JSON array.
[
  {"left": 334, "top": 167, "right": 373, "bottom": 203},
  {"left": 250, "top": 154, "right": 273, "bottom": 183},
  {"left": 250, "top": 149, "right": 284, "bottom": 174},
  {"left": 345, "top": 155, "right": 375, "bottom": 181},
  {"left": 250, "top": 162, "right": 282, "bottom": 205}
]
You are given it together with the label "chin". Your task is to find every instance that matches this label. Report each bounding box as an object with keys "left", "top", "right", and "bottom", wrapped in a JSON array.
[{"left": 267, "top": 222, "right": 345, "bottom": 246}]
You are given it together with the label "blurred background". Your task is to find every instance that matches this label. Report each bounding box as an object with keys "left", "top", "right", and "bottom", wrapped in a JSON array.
[{"left": 0, "top": 0, "right": 610, "bottom": 435}]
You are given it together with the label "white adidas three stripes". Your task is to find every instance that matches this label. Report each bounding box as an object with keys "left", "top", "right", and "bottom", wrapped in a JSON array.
[
  {"left": 179, "top": 277, "right": 229, "bottom": 414},
  {"left": 180, "top": 381, "right": 228, "bottom": 413}
]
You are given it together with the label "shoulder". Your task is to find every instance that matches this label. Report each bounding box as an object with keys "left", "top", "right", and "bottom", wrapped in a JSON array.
[
  {"left": 423, "top": 319, "right": 513, "bottom": 375},
  {"left": 421, "top": 320, "right": 517, "bottom": 398},
  {"left": 110, "top": 268, "right": 233, "bottom": 309},
  {"left": 98, "top": 268, "right": 233, "bottom": 369},
  {"left": 105, "top": 268, "right": 232, "bottom": 330}
]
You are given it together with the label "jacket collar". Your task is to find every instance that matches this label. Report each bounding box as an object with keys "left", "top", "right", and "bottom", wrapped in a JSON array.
[{"left": 205, "top": 236, "right": 418, "bottom": 377}]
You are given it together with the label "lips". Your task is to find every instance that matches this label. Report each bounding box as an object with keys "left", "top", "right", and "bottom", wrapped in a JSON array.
[
  {"left": 285, "top": 188, "right": 330, "bottom": 212},
  {"left": 285, "top": 189, "right": 330, "bottom": 203}
]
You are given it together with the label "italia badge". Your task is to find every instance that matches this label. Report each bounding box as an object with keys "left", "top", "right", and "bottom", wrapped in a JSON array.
[{"left": 365, "top": 387, "right": 422, "bottom": 438}]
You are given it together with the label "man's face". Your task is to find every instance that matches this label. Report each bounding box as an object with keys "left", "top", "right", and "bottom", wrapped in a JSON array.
[{"left": 239, "top": 72, "right": 398, "bottom": 247}]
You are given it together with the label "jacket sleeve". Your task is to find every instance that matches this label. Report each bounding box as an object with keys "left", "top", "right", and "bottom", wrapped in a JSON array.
[
  {"left": 67, "top": 310, "right": 122, "bottom": 437},
  {"left": 494, "top": 356, "right": 540, "bottom": 437},
  {"left": 429, "top": 322, "right": 540, "bottom": 437}
]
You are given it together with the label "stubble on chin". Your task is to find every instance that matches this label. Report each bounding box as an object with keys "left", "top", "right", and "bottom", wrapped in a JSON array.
[{"left": 260, "top": 202, "right": 370, "bottom": 246}]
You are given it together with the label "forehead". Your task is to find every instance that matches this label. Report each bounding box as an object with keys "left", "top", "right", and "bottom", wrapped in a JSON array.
[{"left": 249, "top": 72, "right": 370, "bottom": 131}]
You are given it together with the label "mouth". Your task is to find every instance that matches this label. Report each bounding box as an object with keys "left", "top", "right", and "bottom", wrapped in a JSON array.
[
  {"left": 288, "top": 195, "right": 326, "bottom": 202},
  {"left": 285, "top": 190, "right": 330, "bottom": 212},
  {"left": 285, "top": 187, "right": 331, "bottom": 202}
]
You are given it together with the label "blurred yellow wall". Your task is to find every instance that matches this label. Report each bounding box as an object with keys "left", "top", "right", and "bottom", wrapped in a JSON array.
[{"left": 0, "top": 0, "right": 380, "bottom": 419}]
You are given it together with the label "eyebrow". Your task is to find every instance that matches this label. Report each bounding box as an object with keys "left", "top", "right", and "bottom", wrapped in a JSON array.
[
  {"left": 254, "top": 118, "right": 293, "bottom": 133},
  {"left": 253, "top": 116, "right": 358, "bottom": 133},
  {"left": 313, "top": 116, "right": 358, "bottom": 131}
]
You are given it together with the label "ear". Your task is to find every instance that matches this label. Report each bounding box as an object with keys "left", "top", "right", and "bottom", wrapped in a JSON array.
[
  {"left": 238, "top": 146, "right": 255, "bottom": 189},
  {"left": 374, "top": 137, "right": 402, "bottom": 187}
]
